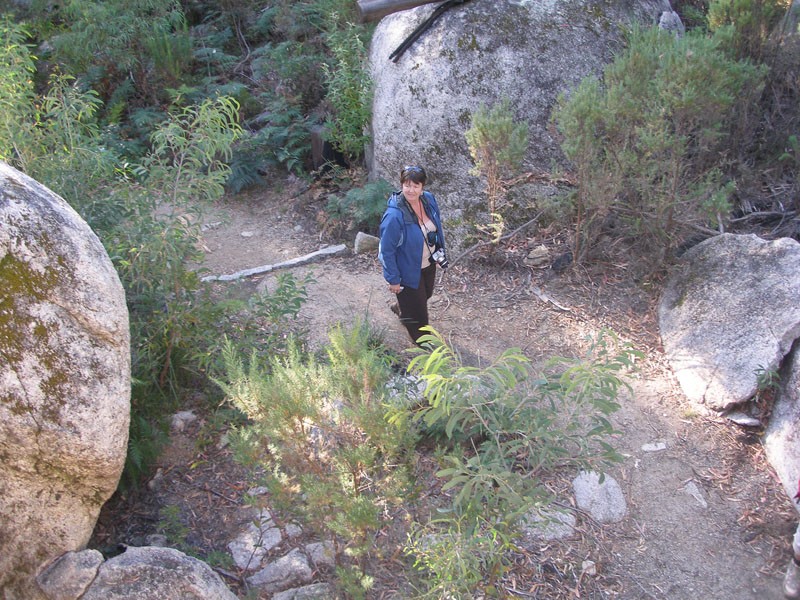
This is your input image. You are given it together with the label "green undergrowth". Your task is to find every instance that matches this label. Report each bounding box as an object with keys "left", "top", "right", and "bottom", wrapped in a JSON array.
[{"left": 215, "top": 321, "right": 642, "bottom": 598}]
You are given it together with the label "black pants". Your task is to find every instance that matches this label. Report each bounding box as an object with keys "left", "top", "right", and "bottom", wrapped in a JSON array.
[{"left": 397, "top": 263, "right": 437, "bottom": 344}]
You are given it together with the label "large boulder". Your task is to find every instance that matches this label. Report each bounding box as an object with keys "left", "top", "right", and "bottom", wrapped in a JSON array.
[
  {"left": 658, "top": 234, "right": 800, "bottom": 412},
  {"left": 81, "top": 547, "right": 237, "bottom": 600},
  {"left": 368, "top": 0, "right": 673, "bottom": 229},
  {"left": 0, "top": 162, "right": 130, "bottom": 599},
  {"left": 763, "top": 346, "right": 800, "bottom": 515},
  {"left": 37, "top": 546, "right": 238, "bottom": 600}
]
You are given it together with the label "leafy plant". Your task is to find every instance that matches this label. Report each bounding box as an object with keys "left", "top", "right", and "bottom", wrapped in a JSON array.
[
  {"left": 123, "top": 413, "right": 167, "bottom": 490},
  {"left": 707, "top": 0, "right": 788, "bottom": 60},
  {"left": 137, "top": 95, "right": 243, "bottom": 205},
  {"left": 554, "top": 25, "right": 766, "bottom": 266},
  {"left": 325, "top": 178, "right": 392, "bottom": 232},
  {"left": 216, "top": 319, "right": 415, "bottom": 590},
  {"left": 406, "top": 515, "right": 515, "bottom": 599},
  {"left": 755, "top": 364, "right": 780, "bottom": 393},
  {"left": 402, "top": 328, "right": 638, "bottom": 527},
  {"left": 229, "top": 96, "right": 311, "bottom": 187},
  {"left": 46, "top": 0, "right": 185, "bottom": 102},
  {"left": 157, "top": 504, "right": 190, "bottom": 549},
  {"left": 321, "top": 14, "right": 373, "bottom": 163},
  {"left": 465, "top": 98, "right": 529, "bottom": 240},
  {"left": 0, "top": 20, "right": 36, "bottom": 170}
]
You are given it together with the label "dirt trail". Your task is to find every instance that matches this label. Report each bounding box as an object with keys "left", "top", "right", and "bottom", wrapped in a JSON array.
[{"left": 130, "top": 189, "right": 797, "bottom": 598}]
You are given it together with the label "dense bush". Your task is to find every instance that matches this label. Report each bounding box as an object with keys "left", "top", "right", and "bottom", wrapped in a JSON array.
[{"left": 554, "top": 25, "right": 766, "bottom": 267}]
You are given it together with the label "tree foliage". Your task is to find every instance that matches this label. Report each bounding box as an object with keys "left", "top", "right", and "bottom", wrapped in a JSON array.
[
  {"left": 554, "top": 26, "right": 766, "bottom": 266},
  {"left": 465, "top": 98, "right": 529, "bottom": 240}
]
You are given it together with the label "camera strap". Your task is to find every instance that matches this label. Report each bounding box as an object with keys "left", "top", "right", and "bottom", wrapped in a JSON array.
[{"left": 402, "top": 195, "right": 436, "bottom": 256}]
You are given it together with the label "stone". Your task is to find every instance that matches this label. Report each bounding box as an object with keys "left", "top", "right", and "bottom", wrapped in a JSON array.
[
  {"left": 36, "top": 550, "right": 104, "bottom": 600},
  {"left": 524, "top": 245, "right": 550, "bottom": 267},
  {"left": 0, "top": 162, "right": 130, "bottom": 599},
  {"left": 171, "top": 410, "right": 198, "bottom": 432},
  {"left": 79, "top": 546, "right": 237, "bottom": 600},
  {"left": 306, "top": 541, "right": 336, "bottom": 569},
  {"left": 641, "top": 442, "right": 668, "bottom": 452},
  {"left": 272, "top": 583, "right": 338, "bottom": 600},
  {"left": 683, "top": 481, "right": 708, "bottom": 509},
  {"left": 247, "top": 548, "right": 313, "bottom": 593},
  {"left": 354, "top": 231, "right": 379, "bottom": 255},
  {"left": 763, "top": 346, "right": 800, "bottom": 515},
  {"left": 520, "top": 507, "right": 576, "bottom": 543},
  {"left": 659, "top": 234, "right": 800, "bottom": 411},
  {"left": 368, "top": 0, "right": 672, "bottom": 244},
  {"left": 228, "top": 519, "right": 283, "bottom": 571},
  {"left": 658, "top": 10, "right": 685, "bottom": 36},
  {"left": 572, "top": 471, "right": 627, "bottom": 523}
]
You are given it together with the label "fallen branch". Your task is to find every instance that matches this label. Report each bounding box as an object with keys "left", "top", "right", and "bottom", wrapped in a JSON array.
[
  {"left": 201, "top": 244, "right": 348, "bottom": 282},
  {"left": 449, "top": 211, "right": 544, "bottom": 267}
]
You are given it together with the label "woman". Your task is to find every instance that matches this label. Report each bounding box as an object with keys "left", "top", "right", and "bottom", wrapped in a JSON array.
[{"left": 379, "top": 165, "right": 447, "bottom": 345}]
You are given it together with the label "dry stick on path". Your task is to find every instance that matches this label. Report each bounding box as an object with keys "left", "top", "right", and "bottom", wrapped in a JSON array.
[{"left": 201, "top": 244, "right": 348, "bottom": 282}]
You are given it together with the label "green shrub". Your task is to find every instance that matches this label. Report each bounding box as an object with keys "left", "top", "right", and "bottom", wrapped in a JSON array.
[
  {"left": 216, "top": 319, "right": 415, "bottom": 589},
  {"left": 402, "top": 328, "right": 638, "bottom": 524},
  {"left": 707, "top": 0, "right": 788, "bottom": 60},
  {"left": 228, "top": 96, "right": 311, "bottom": 188},
  {"left": 465, "top": 98, "right": 529, "bottom": 237},
  {"left": 554, "top": 25, "right": 766, "bottom": 266},
  {"left": 406, "top": 515, "right": 515, "bottom": 599},
  {"left": 397, "top": 328, "right": 641, "bottom": 596},
  {"left": 46, "top": 0, "right": 186, "bottom": 102},
  {"left": 325, "top": 178, "right": 392, "bottom": 232},
  {"left": 321, "top": 15, "right": 373, "bottom": 163},
  {"left": 0, "top": 21, "right": 36, "bottom": 170}
]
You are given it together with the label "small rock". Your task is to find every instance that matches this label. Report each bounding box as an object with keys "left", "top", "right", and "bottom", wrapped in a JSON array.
[
  {"left": 726, "top": 411, "right": 761, "bottom": 428},
  {"left": 581, "top": 559, "right": 598, "bottom": 577},
  {"left": 171, "top": 410, "right": 197, "bottom": 432},
  {"left": 524, "top": 245, "right": 550, "bottom": 267},
  {"left": 306, "top": 541, "right": 336, "bottom": 569},
  {"left": 247, "top": 548, "right": 313, "bottom": 593},
  {"left": 147, "top": 468, "right": 164, "bottom": 491},
  {"left": 36, "top": 550, "right": 104, "bottom": 600},
  {"left": 285, "top": 523, "right": 303, "bottom": 539},
  {"left": 573, "top": 471, "right": 627, "bottom": 523},
  {"left": 520, "top": 507, "right": 576, "bottom": 543},
  {"left": 272, "top": 583, "right": 338, "bottom": 600},
  {"left": 228, "top": 511, "right": 283, "bottom": 571},
  {"left": 641, "top": 442, "right": 667, "bottom": 452},
  {"left": 354, "top": 231, "right": 379, "bottom": 255},
  {"left": 683, "top": 480, "right": 708, "bottom": 509},
  {"left": 241, "top": 230, "right": 255, "bottom": 238}
]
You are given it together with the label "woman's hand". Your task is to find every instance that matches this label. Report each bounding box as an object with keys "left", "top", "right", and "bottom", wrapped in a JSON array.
[{"left": 388, "top": 283, "right": 402, "bottom": 294}]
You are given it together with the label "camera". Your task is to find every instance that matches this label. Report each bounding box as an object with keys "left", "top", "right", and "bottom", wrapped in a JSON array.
[{"left": 430, "top": 248, "right": 449, "bottom": 269}]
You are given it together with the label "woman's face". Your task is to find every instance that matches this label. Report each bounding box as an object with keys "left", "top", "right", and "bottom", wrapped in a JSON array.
[{"left": 402, "top": 179, "right": 424, "bottom": 201}]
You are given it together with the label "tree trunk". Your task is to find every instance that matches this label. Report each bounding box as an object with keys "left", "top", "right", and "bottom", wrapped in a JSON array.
[{"left": 357, "top": 0, "right": 440, "bottom": 22}]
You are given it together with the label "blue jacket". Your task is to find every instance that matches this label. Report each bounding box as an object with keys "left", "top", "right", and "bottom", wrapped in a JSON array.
[{"left": 379, "top": 191, "right": 446, "bottom": 290}]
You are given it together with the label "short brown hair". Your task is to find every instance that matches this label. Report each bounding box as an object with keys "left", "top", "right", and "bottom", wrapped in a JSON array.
[{"left": 400, "top": 165, "right": 427, "bottom": 185}]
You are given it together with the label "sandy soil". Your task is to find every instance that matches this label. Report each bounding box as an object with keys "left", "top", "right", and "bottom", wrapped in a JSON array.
[{"left": 95, "top": 185, "right": 798, "bottom": 599}]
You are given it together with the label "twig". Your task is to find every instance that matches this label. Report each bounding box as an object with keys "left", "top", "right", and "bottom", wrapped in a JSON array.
[
  {"left": 449, "top": 211, "right": 544, "bottom": 267},
  {"left": 729, "top": 209, "right": 796, "bottom": 223}
]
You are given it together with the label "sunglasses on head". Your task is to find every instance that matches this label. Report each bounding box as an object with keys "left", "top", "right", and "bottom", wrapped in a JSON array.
[{"left": 402, "top": 166, "right": 425, "bottom": 179}]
